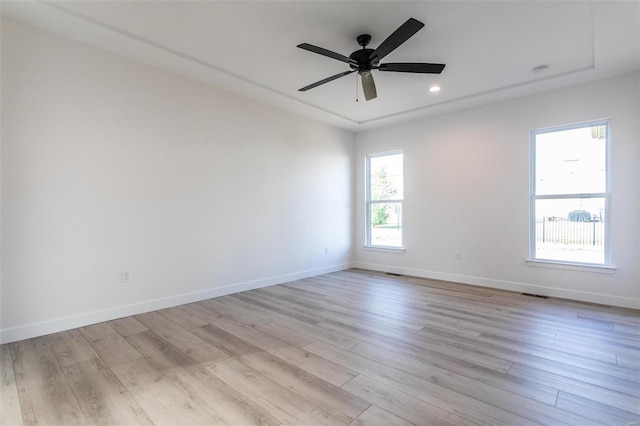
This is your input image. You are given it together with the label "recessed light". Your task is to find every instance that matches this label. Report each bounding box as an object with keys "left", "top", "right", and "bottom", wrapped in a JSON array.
[
  {"left": 429, "top": 85, "right": 441, "bottom": 93},
  {"left": 532, "top": 64, "right": 550, "bottom": 73}
]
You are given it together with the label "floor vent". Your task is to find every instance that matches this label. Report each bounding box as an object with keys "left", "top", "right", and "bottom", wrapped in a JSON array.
[
  {"left": 521, "top": 292, "right": 550, "bottom": 299},
  {"left": 386, "top": 272, "right": 403, "bottom": 277}
]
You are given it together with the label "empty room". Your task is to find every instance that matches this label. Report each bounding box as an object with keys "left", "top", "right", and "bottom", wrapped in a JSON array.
[{"left": 1, "top": 1, "right": 639, "bottom": 425}]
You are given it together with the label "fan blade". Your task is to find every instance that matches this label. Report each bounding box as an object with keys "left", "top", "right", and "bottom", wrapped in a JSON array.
[
  {"left": 297, "top": 43, "right": 356, "bottom": 65},
  {"left": 298, "top": 70, "right": 356, "bottom": 92},
  {"left": 361, "top": 71, "right": 377, "bottom": 101},
  {"left": 378, "top": 62, "right": 445, "bottom": 73},
  {"left": 368, "top": 18, "right": 424, "bottom": 63}
]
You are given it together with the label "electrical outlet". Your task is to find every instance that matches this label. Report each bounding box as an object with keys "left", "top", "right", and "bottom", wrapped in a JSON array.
[
  {"left": 455, "top": 252, "right": 462, "bottom": 261},
  {"left": 121, "top": 272, "right": 130, "bottom": 283},
  {"left": 324, "top": 247, "right": 329, "bottom": 254}
]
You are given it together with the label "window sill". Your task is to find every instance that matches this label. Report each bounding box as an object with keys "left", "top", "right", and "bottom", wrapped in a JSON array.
[
  {"left": 526, "top": 259, "right": 616, "bottom": 274},
  {"left": 364, "top": 245, "right": 406, "bottom": 253}
]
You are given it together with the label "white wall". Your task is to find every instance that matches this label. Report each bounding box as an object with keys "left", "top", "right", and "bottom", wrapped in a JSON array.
[
  {"left": 1, "top": 18, "right": 354, "bottom": 343},
  {"left": 354, "top": 71, "right": 640, "bottom": 309}
]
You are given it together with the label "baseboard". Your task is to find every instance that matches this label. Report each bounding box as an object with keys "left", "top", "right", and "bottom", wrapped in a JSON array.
[
  {"left": 352, "top": 261, "right": 640, "bottom": 310},
  {"left": 0, "top": 262, "right": 354, "bottom": 344}
]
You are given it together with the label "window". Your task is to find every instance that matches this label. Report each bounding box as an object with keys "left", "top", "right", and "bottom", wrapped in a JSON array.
[
  {"left": 366, "top": 151, "right": 403, "bottom": 248},
  {"left": 530, "top": 120, "right": 610, "bottom": 265}
]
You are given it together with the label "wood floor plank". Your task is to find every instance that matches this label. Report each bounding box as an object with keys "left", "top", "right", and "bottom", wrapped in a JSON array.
[
  {"left": 62, "top": 358, "right": 153, "bottom": 425},
  {"left": 282, "top": 283, "right": 482, "bottom": 340},
  {"left": 349, "top": 405, "right": 412, "bottom": 426},
  {"left": 346, "top": 343, "right": 597, "bottom": 425},
  {"left": 617, "top": 353, "right": 640, "bottom": 370},
  {"left": 271, "top": 343, "right": 358, "bottom": 387},
  {"left": 134, "top": 311, "right": 228, "bottom": 364},
  {"left": 490, "top": 327, "right": 628, "bottom": 361},
  {"left": 125, "top": 330, "right": 204, "bottom": 372},
  {"left": 360, "top": 327, "right": 508, "bottom": 372},
  {"left": 111, "top": 358, "right": 219, "bottom": 425},
  {"left": 402, "top": 301, "right": 557, "bottom": 341},
  {"left": 474, "top": 330, "right": 618, "bottom": 365},
  {"left": 233, "top": 291, "right": 321, "bottom": 324},
  {"left": 10, "top": 337, "right": 88, "bottom": 425},
  {"left": 165, "top": 364, "right": 281, "bottom": 426},
  {"left": 614, "top": 323, "right": 640, "bottom": 335},
  {"left": 287, "top": 277, "right": 443, "bottom": 322},
  {"left": 418, "top": 302, "right": 563, "bottom": 341},
  {"left": 342, "top": 375, "right": 476, "bottom": 426},
  {"left": 157, "top": 306, "right": 208, "bottom": 331},
  {"left": 225, "top": 294, "right": 361, "bottom": 349},
  {"left": 417, "top": 319, "right": 638, "bottom": 382},
  {"left": 306, "top": 273, "right": 419, "bottom": 298},
  {"left": 191, "top": 323, "right": 264, "bottom": 358},
  {"left": 350, "top": 341, "right": 559, "bottom": 405},
  {"left": 554, "top": 326, "right": 640, "bottom": 355},
  {"left": 257, "top": 285, "right": 425, "bottom": 334},
  {"left": 209, "top": 315, "right": 358, "bottom": 386},
  {"left": 311, "top": 339, "right": 599, "bottom": 425},
  {"left": 1, "top": 345, "right": 23, "bottom": 426},
  {"left": 508, "top": 357, "right": 640, "bottom": 397},
  {"left": 79, "top": 322, "right": 143, "bottom": 367},
  {"left": 555, "top": 391, "right": 640, "bottom": 425},
  {"left": 316, "top": 318, "right": 513, "bottom": 373},
  {"left": 182, "top": 302, "right": 225, "bottom": 323},
  {"left": 508, "top": 362, "right": 640, "bottom": 410},
  {"left": 202, "top": 298, "right": 318, "bottom": 347},
  {"left": 47, "top": 329, "right": 98, "bottom": 368},
  {"left": 306, "top": 340, "right": 540, "bottom": 426},
  {"left": 258, "top": 285, "right": 425, "bottom": 332},
  {"left": 108, "top": 316, "right": 148, "bottom": 337},
  {"left": 513, "top": 304, "right": 616, "bottom": 332},
  {"left": 239, "top": 349, "right": 370, "bottom": 423},
  {"left": 207, "top": 357, "right": 348, "bottom": 426},
  {"left": 580, "top": 310, "right": 640, "bottom": 328}
]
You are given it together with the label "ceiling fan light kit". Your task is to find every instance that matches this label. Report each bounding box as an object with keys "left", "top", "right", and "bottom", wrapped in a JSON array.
[{"left": 297, "top": 18, "right": 446, "bottom": 101}]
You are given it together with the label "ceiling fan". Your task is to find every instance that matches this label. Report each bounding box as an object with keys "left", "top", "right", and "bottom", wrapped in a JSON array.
[{"left": 297, "top": 18, "right": 445, "bottom": 101}]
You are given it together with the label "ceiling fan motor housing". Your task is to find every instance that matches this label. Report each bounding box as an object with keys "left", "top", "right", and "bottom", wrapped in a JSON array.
[
  {"left": 350, "top": 34, "right": 377, "bottom": 73},
  {"left": 349, "top": 49, "right": 376, "bottom": 72}
]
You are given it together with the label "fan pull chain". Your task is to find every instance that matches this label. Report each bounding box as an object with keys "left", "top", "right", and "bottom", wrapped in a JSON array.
[{"left": 355, "top": 74, "right": 359, "bottom": 102}]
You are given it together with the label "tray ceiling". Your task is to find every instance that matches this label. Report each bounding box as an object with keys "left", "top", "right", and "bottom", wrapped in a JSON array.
[{"left": 2, "top": 1, "right": 639, "bottom": 131}]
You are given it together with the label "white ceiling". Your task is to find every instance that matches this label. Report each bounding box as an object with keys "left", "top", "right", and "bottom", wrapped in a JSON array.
[{"left": 2, "top": 1, "right": 639, "bottom": 132}]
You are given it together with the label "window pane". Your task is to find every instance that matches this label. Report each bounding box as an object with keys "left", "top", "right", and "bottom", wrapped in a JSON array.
[
  {"left": 535, "top": 125, "right": 606, "bottom": 196},
  {"left": 534, "top": 198, "right": 605, "bottom": 264},
  {"left": 370, "top": 202, "right": 402, "bottom": 247},
  {"left": 370, "top": 153, "right": 403, "bottom": 200}
]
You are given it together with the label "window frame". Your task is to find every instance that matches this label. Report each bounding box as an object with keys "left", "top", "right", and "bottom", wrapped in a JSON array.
[
  {"left": 365, "top": 150, "right": 404, "bottom": 250},
  {"left": 529, "top": 119, "right": 612, "bottom": 268}
]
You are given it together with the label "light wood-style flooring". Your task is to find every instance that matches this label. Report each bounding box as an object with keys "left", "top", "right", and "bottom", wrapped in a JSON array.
[{"left": 2, "top": 269, "right": 639, "bottom": 425}]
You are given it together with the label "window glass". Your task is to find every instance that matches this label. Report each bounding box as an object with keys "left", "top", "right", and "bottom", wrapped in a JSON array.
[
  {"left": 531, "top": 122, "right": 609, "bottom": 265},
  {"left": 367, "top": 152, "right": 403, "bottom": 248},
  {"left": 370, "top": 154, "right": 404, "bottom": 200},
  {"left": 369, "top": 203, "right": 403, "bottom": 247},
  {"left": 535, "top": 126, "right": 606, "bottom": 195}
]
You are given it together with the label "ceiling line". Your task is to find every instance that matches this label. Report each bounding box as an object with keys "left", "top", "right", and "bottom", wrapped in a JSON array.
[
  {"left": 358, "top": 65, "right": 597, "bottom": 126},
  {"left": 38, "top": 0, "right": 360, "bottom": 126}
]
